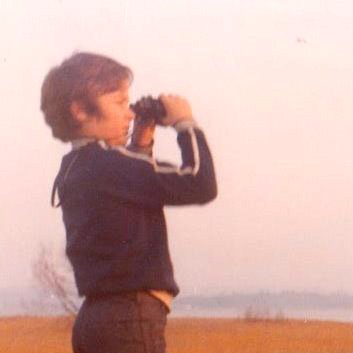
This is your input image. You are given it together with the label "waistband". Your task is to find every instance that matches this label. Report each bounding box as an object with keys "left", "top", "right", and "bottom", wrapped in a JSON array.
[
  {"left": 86, "top": 290, "right": 145, "bottom": 301},
  {"left": 86, "top": 290, "right": 171, "bottom": 313}
]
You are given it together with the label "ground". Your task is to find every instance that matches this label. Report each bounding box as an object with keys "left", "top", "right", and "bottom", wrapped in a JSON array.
[{"left": 1, "top": 316, "right": 353, "bottom": 353}]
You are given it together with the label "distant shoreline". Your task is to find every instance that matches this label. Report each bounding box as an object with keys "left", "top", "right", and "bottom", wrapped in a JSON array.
[{"left": 2, "top": 288, "right": 353, "bottom": 322}]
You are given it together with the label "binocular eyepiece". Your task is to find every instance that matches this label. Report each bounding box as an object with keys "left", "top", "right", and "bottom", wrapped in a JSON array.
[{"left": 130, "top": 96, "right": 166, "bottom": 124}]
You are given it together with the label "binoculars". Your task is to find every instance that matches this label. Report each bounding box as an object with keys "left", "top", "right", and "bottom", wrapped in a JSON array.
[{"left": 130, "top": 96, "right": 166, "bottom": 125}]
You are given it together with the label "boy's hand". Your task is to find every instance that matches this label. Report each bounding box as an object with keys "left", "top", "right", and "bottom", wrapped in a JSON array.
[
  {"left": 159, "top": 94, "right": 194, "bottom": 127},
  {"left": 130, "top": 115, "right": 156, "bottom": 148}
]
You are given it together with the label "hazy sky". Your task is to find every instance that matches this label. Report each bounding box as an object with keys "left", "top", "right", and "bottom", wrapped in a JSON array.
[{"left": 1, "top": 0, "right": 353, "bottom": 295}]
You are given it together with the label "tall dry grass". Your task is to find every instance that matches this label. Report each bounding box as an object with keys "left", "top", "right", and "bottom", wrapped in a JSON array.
[{"left": 1, "top": 316, "right": 353, "bottom": 353}]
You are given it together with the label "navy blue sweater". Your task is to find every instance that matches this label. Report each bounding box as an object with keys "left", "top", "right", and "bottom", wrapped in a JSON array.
[{"left": 53, "top": 126, "right": 217, "bottom": 297}]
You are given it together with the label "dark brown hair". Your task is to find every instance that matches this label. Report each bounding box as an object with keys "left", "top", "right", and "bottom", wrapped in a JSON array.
[{"left": 40, "top": 52, "right": 133, "bottom": 142}]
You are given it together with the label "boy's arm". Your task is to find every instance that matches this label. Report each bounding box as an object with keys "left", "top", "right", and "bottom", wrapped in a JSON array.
[
  {"left": 96, "top": 95, "right": 217, "bottom": 207},
  {"left": 97, "top": 123, "right": 217, "bottom": 207}
]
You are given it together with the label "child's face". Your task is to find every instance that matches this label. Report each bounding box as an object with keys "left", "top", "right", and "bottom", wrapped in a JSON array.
[{"left": 92, "top": 79, "right": 135, "bottom": 145}]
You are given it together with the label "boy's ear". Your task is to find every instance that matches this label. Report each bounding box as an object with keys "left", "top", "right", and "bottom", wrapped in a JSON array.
[{"left": 70, "top": 101, "right": 90, "bottom": 124}]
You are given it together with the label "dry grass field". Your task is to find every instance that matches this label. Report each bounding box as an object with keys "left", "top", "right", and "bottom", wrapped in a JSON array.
[{"left": 1, "top": 316, "right": 353, "bottom": 353}]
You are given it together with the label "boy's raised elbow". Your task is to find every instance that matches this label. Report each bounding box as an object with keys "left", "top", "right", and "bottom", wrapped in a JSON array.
[{"left": 198, "top": 182, "right": 218, "bottom": 204}]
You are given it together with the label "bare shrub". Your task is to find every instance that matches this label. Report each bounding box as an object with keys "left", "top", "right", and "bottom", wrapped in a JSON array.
[
  {"left": 274, "top": 309, "right": 286, "bottom": 321},
  {"left": 32, "top": 245, "right": 79, "bottom": 316},
  {"left": 242, "top": 306, "right": 286, "bottom": 322}
]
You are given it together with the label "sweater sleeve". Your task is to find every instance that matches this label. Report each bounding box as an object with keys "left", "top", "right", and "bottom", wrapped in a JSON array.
[{"left": 95, "top": 126, "right": 217, "bottom": 207}]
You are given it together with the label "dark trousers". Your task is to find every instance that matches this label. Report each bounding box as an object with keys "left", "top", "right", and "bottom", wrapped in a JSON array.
[{"left": 72, "top": 291, "right": 168, "bottom": 353}]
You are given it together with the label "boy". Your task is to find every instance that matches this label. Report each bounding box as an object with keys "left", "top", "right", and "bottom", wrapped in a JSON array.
[{"left": 41, "top": 52, "right": 217, "bottom": 353}]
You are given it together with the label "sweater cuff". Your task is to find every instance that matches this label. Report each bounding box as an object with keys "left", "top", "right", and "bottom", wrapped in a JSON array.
[
  {"left": 173, "top": 119, "right": 199, "bottom": 132},
  {"left": 127, "top": 140, "right": 154, "bottom": 156}
]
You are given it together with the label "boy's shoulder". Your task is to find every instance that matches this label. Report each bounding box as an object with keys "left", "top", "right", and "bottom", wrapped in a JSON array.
[
  {"left": 58, "top": 139, "right": 154, "bottom": 186},
  {"left": 61, "top": 139, "right": 147, "bottom": 174}
]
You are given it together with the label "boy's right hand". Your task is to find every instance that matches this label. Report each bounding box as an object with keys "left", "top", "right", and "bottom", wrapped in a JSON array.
[
  {"left": 159, "top": 94, "right": 194, "bottom": 127},
  {"left": 130, "top": 114, "right": 156, "bottom": 148}
]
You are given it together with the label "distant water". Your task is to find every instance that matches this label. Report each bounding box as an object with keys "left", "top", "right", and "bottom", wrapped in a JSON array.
[
  {"left": 2, "top": 306, "right": 353, "bottom": 323},
  {"left": 1, "top": 291, "right": 353, "bottom": 323},
  {"left": 2, "top": 305, "right": 352, "bottom": 323},
  {"left": 171, "top": 307, "right": 353, "bottom": 323}
]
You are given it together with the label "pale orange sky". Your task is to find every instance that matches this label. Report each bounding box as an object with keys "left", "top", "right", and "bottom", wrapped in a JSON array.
[{"left": 1, "top": 0, "right": 353, "bottom": 295}]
